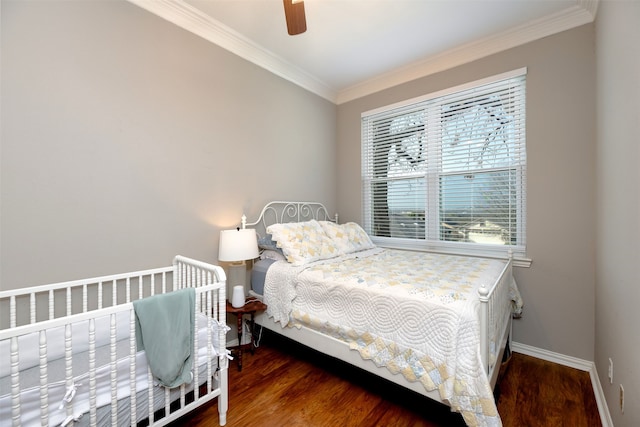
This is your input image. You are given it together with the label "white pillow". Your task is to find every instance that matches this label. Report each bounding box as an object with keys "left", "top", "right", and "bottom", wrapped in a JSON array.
[
  {"left": 319, "top": 221, "right": 375, "bottom": 254},
  {"left": 266, "top": 220, "right": 340, "bottom": 266}
]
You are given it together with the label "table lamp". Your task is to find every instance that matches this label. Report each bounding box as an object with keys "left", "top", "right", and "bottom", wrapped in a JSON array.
[{"left": 218, "top": 228, "right": 259, "bottom": 307}]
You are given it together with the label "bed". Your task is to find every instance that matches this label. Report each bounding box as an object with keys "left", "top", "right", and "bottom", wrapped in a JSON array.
[
  {"left": 244, "top": 201, "right": 522, "bottom": 427},
  {"left": 0, "top": 256, "right": 229, "bottom": 427}
]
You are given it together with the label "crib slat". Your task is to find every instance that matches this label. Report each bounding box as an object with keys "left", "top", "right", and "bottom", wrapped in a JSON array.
[
  {"left": 193, "top": 291, "right": 200, "bottom": 399},
  {"left": 98, "top": 282, "right": 103, "bottom": 310},
  {"left": 174, "top": 263, "right": 180, "bottom": 291},
  {"left": 66, "top": 287, "right": 72, "bottom": 317},
  {"left": 83, "top": 284, "right": 88, "bottom": 314},
  {"left": 207, "top": 287, "right": 214, "bottom": 393},
  {"left": 39, "top": 330, "right": 49, "bottom": 426},
  {"left": 179, "top": 382, "right": 186, "bottom": 409},
  {"left": 64, "top": 324, "right": 73, "bottom": 422},
  {"left": 176, "top": 263, "right": 183, "bottom": 291},
  {"left": 163, "top": 387, "right": 170, "bottom": 420},
  {"left": 88, "top": 318, "right": 97, "bottom": 426},
  {"left": 147, "top": 367, "right": 154, "bottom": 423},
  {"left": 49, "top": 289, "right": 54, "bottom": 321},
  {"left": 10, "top": 295, "right": 16, "bottom": 328},
  {"left": 204, "top": 287, "right": 211, "bottom": 394},
  {"left": 112, "top": 279, "right": 117, "bottom": 307},
  {"left": 110, "top": 313, "right": 118, "bottom": 425},
  {"left": 10, "top": 336, "right": 21, "bottom": 426},
  {"left": 129, "top": 309, "right": 137, "bottom": 426},
  {"left": 30, "top": 293, "right": 36, "bottom": 324}
]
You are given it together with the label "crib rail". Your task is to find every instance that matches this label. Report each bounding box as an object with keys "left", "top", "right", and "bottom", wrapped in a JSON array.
[
  {"left": 0, "top": 266, "right": 175, "bottom": 331},
  {"left": 0, "top": 256, "right": 228, "bottom": 427}
]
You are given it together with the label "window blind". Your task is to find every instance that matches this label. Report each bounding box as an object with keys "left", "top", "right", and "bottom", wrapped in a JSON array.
[{"left": 362, "top": 69, "right": 527, "bottom": 259}]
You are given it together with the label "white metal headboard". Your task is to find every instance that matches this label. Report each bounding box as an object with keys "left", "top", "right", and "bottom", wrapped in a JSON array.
[{"left": 241, "top": 201, "right": 338, "bottom": 237}]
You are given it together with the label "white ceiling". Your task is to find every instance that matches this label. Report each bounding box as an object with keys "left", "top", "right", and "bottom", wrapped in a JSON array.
[{"left": 128, "top": 0, "right": 598, "bottom": 104}]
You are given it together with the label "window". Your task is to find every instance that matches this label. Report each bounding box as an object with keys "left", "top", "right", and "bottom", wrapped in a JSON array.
[{"left": 362, "top": 69, "right": 527, "bottom": 260}]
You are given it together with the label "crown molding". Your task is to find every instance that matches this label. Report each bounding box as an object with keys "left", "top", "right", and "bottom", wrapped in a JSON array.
[
  {"left": 577, "top": 0, "right": 600, "bottom": 17},
  {"left": 336, "top": 1, "right": 598, "bottom": 104},
  {"left": 127, "top": 0, "right": 597, "bottom": 105},
  {"left": 127, "top": 0, "right": 338, "bottom": 103}
]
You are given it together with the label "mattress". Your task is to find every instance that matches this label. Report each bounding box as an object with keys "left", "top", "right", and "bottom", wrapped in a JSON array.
[
  {"left": 251, "top": 258, "right": 277, "bottom": 296},
  {"left": 262, "top": 248, "right": 522, "bottom": 427}
]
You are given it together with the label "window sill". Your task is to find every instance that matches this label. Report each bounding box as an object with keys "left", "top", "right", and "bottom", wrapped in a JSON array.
[{"left": 375, "top": 241, "right": 532, "bottom": 268}]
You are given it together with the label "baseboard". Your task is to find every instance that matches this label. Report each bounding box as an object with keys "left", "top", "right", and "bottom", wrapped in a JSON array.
[
  {"left": 227, "top": 336, "right": 251, "bottom": 348},
  {"left": 589, "top": 364, "right": 615, "bottom": 427},
  {"left": 511, "top": 341, "right": 613, "bottom": 427},
  {"left": 511, "top": 341, "right": 591, "bottom": 370}
]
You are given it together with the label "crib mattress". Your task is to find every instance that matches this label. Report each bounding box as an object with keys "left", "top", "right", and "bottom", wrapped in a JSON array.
[
  {"left": 0, "top": 314, "right": 222, "bottom": 427},
  {"left": 73, "top": 358, "right": 219, "bottom": 427}
]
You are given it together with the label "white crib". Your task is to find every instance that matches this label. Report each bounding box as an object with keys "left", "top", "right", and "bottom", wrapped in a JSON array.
[{"left": 0, "top": 256, "right": 228, "bottom": 427}]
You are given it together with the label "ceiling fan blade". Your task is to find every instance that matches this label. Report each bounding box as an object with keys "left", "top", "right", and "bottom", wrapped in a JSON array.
[{"left": 283, "top": 0, "right": 307, "bottom": 35}]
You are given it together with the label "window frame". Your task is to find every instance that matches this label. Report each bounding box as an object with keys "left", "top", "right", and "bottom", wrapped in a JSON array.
[{"left": 361, "top": 68, "right": 530, "bottom": 266}]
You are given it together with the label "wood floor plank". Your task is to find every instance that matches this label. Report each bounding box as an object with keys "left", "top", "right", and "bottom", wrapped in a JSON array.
[
  {"left": 496, "top": 352, "right": 602, "bottom": 427},
  {"left": 171, "top": 331, "right": 601, "bottom": 426}
]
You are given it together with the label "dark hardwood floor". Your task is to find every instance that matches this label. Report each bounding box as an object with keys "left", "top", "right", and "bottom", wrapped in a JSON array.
[{"left": 173, "top": 330, "right": 602, "bottom": 427}]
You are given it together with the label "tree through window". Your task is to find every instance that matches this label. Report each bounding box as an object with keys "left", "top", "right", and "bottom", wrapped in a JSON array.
[{"left": 362, "top": 69, "right": 526, "bottom": 258}]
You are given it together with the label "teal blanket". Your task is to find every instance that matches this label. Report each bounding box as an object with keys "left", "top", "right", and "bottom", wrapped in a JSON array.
[{"left": 133, "top": 287, "right": 195, "bottom": 388}]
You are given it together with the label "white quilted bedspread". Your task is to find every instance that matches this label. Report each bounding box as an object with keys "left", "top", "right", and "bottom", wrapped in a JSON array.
[{"left": 263, "top": 248, "right": 522, "bottom": 427}]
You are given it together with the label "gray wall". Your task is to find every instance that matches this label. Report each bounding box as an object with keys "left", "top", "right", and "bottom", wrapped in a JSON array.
[
  {"left": 595, "top": 1, "right": 640, "bottom": 425},
  {"left": 337, "top": 25, "right": 597, "bottom": 361},
  {"left": 1, "top": 0, "right": 336, "bottom": 290},
  {"left": 6, "top": 7, "right": 634, "bottom": 417}
]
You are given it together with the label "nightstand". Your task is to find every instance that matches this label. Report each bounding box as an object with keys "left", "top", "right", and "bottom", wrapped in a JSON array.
[{"left": 226, "top": 298, "right": 267, "bottom": 371}]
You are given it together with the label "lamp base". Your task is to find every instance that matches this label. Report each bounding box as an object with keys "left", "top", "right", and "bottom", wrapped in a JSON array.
[{"left": 227, "top": 262, "right": 248, "bottom": 301}]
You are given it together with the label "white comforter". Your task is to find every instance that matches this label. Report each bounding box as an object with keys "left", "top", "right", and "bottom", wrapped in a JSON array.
[{"left": 263, "top": 248, "right": 522, "bottom": 427}]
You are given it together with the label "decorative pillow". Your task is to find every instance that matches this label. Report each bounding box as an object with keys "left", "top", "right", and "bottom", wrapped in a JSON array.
[
  {"left": 258, "top": 234, "right": 278, "bottom": 251},
  {"left": 266, "top": 220, "right": 340, "bottom": 266},
  {"left": 260, "top": 249, "right": 287, "bottom": 261},
  {"left": 319, "top": 221, "right": 375, "bottom": 254},
  {"left": 258, "top": 234, "right": 285, "bottom": 258}
]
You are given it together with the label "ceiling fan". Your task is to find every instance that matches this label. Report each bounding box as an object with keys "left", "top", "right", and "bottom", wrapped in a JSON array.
[{"left": 283, "top": 0, "right": 307, "bottom": 35}]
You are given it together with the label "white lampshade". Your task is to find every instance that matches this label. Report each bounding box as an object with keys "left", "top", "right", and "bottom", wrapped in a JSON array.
[{"left": 218, "top": 228, "right": 259, "bottom": 262}]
